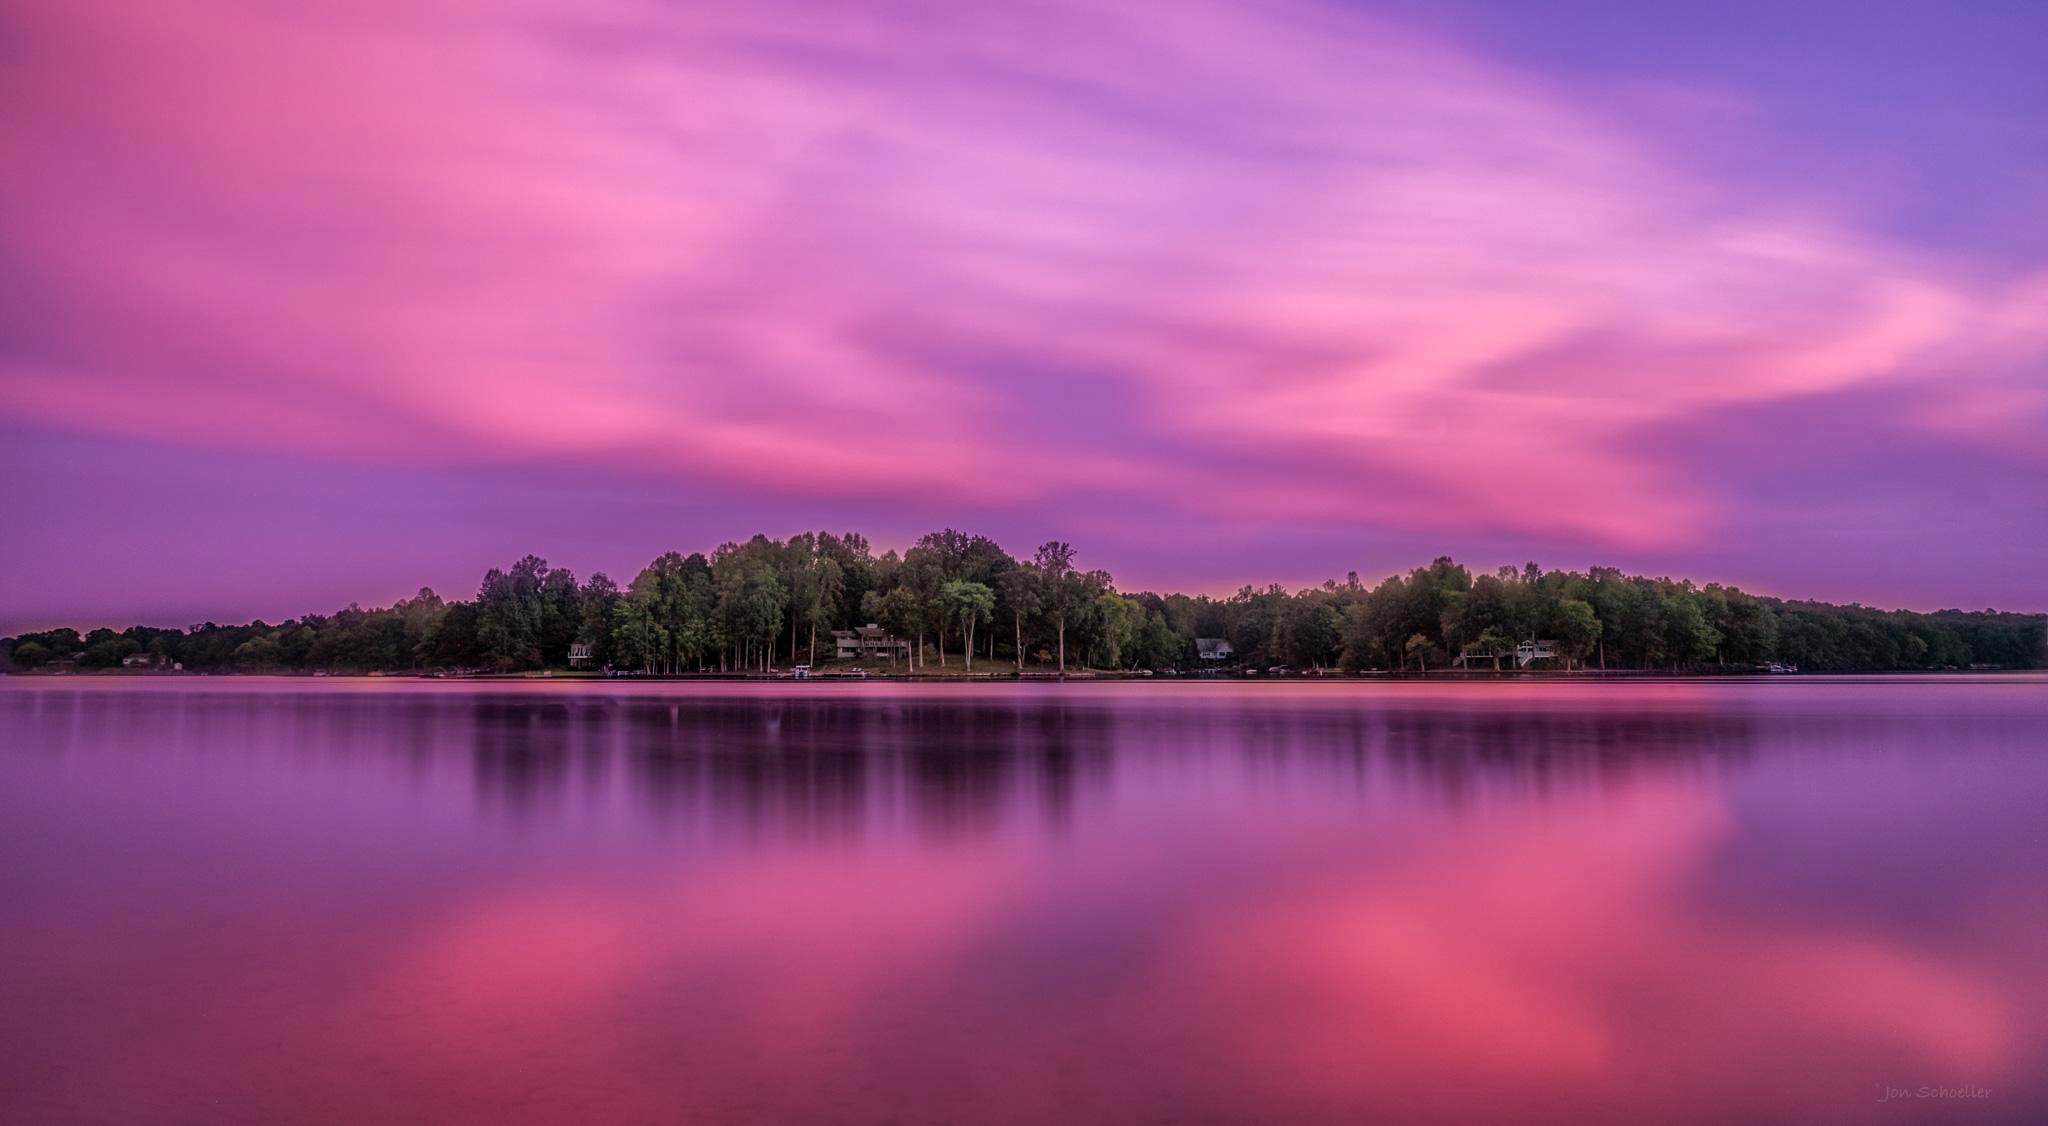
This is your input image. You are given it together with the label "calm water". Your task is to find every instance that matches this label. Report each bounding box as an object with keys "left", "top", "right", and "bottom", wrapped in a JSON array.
[{"left": 2, "top": 678, "right": 2044, "bottom": 1124}]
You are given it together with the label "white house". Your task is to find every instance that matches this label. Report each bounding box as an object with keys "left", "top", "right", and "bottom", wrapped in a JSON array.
[
  {"left": 1195, "top": 637, "right": 1235, "bottom": 662},
  {"left": 1514, "top": 640, "right": 1559, "bottom": 667}
]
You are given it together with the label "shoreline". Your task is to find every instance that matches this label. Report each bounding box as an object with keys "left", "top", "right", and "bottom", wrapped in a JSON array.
[{"left": 7, "top": 667, "right": 2038, "bottom": 683}]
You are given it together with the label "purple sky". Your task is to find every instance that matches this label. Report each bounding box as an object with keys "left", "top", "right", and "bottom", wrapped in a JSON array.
[{"left": 3, "top": 0, "right": 2045, "bottom": 632}]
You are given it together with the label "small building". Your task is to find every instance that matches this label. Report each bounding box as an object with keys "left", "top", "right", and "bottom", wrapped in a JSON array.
[
  {"left": 832, "top": 624, "right": 911, "bottom": 660},
  {"left": 1514, "top": 640, "right": 1559, "bottom": 668},
  {"left": 1195, "top": 638, "right": 1235, "bottom": 662},
  {"left": 567, "top": 642, "right": 595, "bottom": 669},
  {"left": 122, "top": 652, "right": 155, "bottom": 669},
  {"left": 1454, "top": 642, "right": 1501, "bottom": 668}
]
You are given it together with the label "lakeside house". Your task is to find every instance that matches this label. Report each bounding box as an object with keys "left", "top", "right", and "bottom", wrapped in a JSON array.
[
  {"left": 1196, "top": 638, "right": 1235, "bottom": 663},
  {"left": 1454, "top": 643, "right": 1494, "bottom": 668},
  {"left": 832, "top": 625, "right": 911, "bottom": 660},
  {"left": 567, "top": 642, "right": 595, "bottom": 669},
  {"left": 122, "top": 652, "right": 156, "bottom": 669},
  {"left": 1456, "top": 639, "right": 1562, "bottom": 668},
  {"left": 1515, "top": 640, "right": 1558, "bottom": 666}
]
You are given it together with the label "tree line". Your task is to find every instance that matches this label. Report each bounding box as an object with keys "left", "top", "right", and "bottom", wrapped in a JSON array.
[{"left": 5, "top": 531, "right": 2042, "bottom": 675}]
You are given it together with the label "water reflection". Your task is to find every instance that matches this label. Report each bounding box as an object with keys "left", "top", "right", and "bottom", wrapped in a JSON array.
[
  {"left": 2, "top": 679, "right": 2045, "bottom": 1125},
  {"left": 2, "top": 686, "right": 1785, "bottom": 835}
]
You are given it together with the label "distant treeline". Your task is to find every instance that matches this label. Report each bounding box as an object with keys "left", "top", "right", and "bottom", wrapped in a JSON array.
[{"left": 6, "top": 531, "right": 2043, "bottom": 675}]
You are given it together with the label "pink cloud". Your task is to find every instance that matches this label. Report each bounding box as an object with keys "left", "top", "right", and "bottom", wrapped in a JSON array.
[{"left": 3, "top": 0, "right": 2042, "bottom": 551}]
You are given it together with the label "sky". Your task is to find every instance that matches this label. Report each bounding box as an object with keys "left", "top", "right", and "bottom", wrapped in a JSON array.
[{"left": 2, "top": 0, "right": 2045, "bottom": 632}]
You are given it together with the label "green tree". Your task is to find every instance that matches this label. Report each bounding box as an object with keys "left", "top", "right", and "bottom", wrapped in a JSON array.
[
  {"left": 863, "top": 587, "right": 923, "bottom": 668},
  {"left": 1129, "top": 604, "right": 1188, "bottom": 670},
  {"left": 1090, "top": 592, "right": 1138, "bottom": 669},
  {"left": 1277, "top": 598, "right": 1344, "bottom": 669},
  {"left": 13, "top": 535, "right": 2045, "bottom": 681},
  {"left": 8, "top": 640, "right": 52, "bottom": 669},
  {"left": 424, "top": 602, "right": 481, "bottom": 668},
  {"left": 805, "top": 556, "right": 844, "bottom": 666},
  {"left": 1032, "top": 541, "right": 1079, "bottom": 673},
  {"left": 577, "top": 574, "right": 620, "bottom": 668},
  {"left": 1474, "top": 626, "right": 1515, "bottom": 670},
  {"left": 716, "top": 556, "right": 785, "bottom": 671},
  {"left": 1548, "top": 599, "right": 1600, "bottom": 669},
  {"left": 476, "top": 556, "right": 550, "bottom": 671},
  {"left": 611, "top": 588, "right": 665, "bottom": 673},
  {"left": 1404, "top": 632, "right": 1439, "bottom": 673},
  {"left": 999, "top": 567, "right": 1042, "bottom": 670},
  {"left": 941, "top": 580, "right": 996, "bottom": 671},
  {"left": 232, "top": 634, "right": 281, "bottom": 669}
]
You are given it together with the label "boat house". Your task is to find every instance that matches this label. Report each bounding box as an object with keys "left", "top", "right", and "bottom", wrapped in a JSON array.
[
  {"left": 1514, "top": 640, "right": 1558, "bottom": 667},
  {"left": 1456, "top": 638, "right": 1562, "bottom": 668}
]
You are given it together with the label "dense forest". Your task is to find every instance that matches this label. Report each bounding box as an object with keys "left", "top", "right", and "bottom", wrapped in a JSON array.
[{"left": 5, "top": 531, "right": 2043, "bottom": 675}]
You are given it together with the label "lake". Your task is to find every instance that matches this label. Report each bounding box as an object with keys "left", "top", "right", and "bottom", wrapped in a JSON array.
[{"left": 2, "top": 677, "right": 2043, "bottom": 1124}]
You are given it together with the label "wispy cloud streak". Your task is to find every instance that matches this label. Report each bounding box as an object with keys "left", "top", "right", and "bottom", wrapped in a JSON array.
[{"left": 2, "top": 0, "right": 2043, "bottom": 559}]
